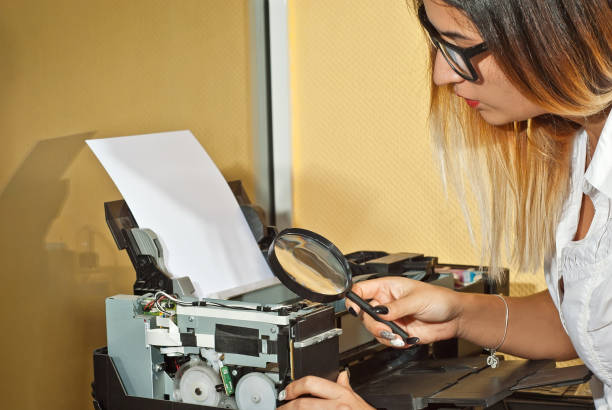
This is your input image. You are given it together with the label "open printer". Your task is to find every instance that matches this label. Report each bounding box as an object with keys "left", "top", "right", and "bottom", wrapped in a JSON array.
[{"left": 92, "top": 186, "right": 593, "bottom": 410}]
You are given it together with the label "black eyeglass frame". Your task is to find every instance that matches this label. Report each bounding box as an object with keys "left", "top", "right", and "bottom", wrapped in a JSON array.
[{"left": 418, "top": 4, "right": 488, "bottom": 82}]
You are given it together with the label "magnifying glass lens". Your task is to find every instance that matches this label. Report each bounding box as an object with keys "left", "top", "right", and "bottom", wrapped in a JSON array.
[{"left": 274, "top": 234, "right": 348, "bottom": 295}]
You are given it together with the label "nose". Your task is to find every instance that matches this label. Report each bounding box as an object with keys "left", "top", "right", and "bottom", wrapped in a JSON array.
[{"left": 432, "top": 50, "right": 464, "bottom": 86}]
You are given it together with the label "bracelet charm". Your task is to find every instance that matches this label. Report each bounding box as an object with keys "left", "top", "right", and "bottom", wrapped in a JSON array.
[
  {"left": 485, "top": 294, "right": 508, "bottom": 368},
  {"left": 486, "top": 352, "right": 500, "bottom": 368}
]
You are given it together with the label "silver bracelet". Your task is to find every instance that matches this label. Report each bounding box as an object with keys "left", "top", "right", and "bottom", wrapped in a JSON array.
[{"left": 485, "top": 294, "right": 508, "bottom": 369}]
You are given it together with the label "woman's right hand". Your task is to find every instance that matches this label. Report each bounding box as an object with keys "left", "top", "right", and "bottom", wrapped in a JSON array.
[{"left": 346, "top": 277, "right": 465, "bottom": 347}]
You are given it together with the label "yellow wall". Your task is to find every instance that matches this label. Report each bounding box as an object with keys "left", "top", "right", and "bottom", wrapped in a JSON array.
[
  {"left": 0, "top": 1, "right": 254, "bottom": 409},
  {"left": 0, "top": 2, "right": 555, "bottom": 408},
  {"left": 288, "top": 0, "right": 547, "bottom": 297}
]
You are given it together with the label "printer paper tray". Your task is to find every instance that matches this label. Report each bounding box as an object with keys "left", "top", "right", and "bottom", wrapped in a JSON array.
[{"left": 355, "top": 355, "right": 591, "bottom": 410}]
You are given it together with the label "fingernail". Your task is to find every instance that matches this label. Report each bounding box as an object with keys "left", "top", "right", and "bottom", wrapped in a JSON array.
[
  {"left": 390, "top": 338, "right": 406, "bottom": 347},
  {"left": 406, "top": 337, "right": 420, "bottom": 345},
  {"left": 278, "top": 389, "right": 286, "bottom": 401},
  {"left": 379, "top": 330, "right": 395, "bottom": 340},
  {"left": 348, "top": 307, "right": 358, "bottom": 317},
  {"left": 373, "top": 305, "right": 389, "bottom": 315}
]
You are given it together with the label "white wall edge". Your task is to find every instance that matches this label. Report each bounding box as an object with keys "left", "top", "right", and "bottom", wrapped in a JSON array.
[
  {"left": 249, "top": 0, "right": 272, "bottom": 223},
  {"left": 268, "top": 0, "right": 293, "bottom": 230}
]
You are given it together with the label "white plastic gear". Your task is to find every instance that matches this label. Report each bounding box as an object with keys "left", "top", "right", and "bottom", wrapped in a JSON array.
[
  {"left": 174, "top": 359, "right": 223, "bottom": 406},
  {"left": 235, "top": 372, "right": 277, "bottom": 410}
]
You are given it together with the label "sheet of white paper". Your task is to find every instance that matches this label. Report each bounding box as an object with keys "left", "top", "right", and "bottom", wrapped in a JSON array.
[{"left": 87, "top": 130, "right": 276, "bottom": 298}]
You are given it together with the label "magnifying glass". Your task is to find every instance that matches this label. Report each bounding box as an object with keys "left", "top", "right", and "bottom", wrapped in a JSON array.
[{"left": 267, "top": 228, "right": 416, "bottom": 346}]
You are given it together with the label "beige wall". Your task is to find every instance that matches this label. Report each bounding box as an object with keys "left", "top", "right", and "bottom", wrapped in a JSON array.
[
  {"left": 0, "top": 1, "right": 555, "bottom": 409},
  {"left": 288, "top": 0, "right": 547, "bottom": 297},
  {"left": 0, "top": 1, "right": 255, "bottom": 409}
]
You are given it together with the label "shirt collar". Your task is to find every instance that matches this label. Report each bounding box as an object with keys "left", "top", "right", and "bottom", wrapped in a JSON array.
[{"left": 585, "top": 108, "right": 612, "bottom": 199}]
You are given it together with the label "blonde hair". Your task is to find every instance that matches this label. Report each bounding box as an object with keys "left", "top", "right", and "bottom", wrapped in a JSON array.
[{"left": 413, "top": 0, "right": 612, "bottom": 277}]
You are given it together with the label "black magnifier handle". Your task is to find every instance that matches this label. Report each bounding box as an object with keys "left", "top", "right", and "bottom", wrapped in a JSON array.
[{"left": 346, "top": 291, "right": 417, "bottom": 345}]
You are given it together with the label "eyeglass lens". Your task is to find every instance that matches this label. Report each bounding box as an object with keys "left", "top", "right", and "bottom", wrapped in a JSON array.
[
  {"left": 439, "top": 45, "right": 470, "bottom": 76},
  {"left": 429, "top": 37, "right": 472, "bottom": 79}
]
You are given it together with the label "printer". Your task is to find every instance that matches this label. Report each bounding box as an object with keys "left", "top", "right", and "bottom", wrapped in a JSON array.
[
  {"left": 91, "top": 184, "right": 454, "bottom": 410},
  {"left": 92, "top": 187, "right": 592, "bottom": 410}
]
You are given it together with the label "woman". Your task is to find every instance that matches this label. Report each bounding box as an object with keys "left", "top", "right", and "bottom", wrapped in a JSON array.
[{"left": 278, "top": 0, "right": 612, "bottom": 408}]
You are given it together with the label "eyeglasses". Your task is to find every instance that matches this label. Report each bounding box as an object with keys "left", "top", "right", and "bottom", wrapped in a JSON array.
[{"left": 418, "top": 4, "right": 488, "bottom": 82}]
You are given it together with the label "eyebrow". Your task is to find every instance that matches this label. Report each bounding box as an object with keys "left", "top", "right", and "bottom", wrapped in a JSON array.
[
  {"left": 422, "top": 8, "right": 477, "bottom": 43},
  {"left": 438, "top": 29, "right": 473, "bottom": 42}
]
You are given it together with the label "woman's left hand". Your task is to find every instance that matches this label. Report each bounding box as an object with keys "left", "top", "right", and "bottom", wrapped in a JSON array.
[{"left": 277, "top": 371, "right": 374, "bottom": 409}]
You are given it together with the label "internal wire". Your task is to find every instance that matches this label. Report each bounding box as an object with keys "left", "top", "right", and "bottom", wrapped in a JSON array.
[
  {"left": 154, "top": 291, "right": 193, "bottom": 306},
  {"left": 153, "top": 290, "right": 285, "bottom": 312},
  {"left": 154, "top": 297, "right": 174, "bottom": 316}
]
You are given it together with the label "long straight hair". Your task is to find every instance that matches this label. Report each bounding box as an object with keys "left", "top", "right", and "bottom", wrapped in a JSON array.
[{"left": 411, "top": 0, "right": 612, "bottom": 277}]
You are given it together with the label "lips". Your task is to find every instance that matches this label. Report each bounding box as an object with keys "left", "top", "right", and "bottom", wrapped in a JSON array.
[
  {"left": 455, "top": 91, "right": 480, "bottom": 108},
  {"left": 464, "top": 98, "right": 480, "bottom": 108}
]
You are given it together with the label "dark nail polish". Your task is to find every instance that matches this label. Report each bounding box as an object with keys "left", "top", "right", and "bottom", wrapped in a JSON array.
[
  {"left": 373, "top": 305, "right": 389, "bottom": 315},
  {"left": 406, "top": 337, "right": 420, "bottom": 345},
  {"left": 344, "top": 366, "right": 351, "bottom": 380},
  {"left": 348, "top": 307, "right": 358, "bottom": 317}
]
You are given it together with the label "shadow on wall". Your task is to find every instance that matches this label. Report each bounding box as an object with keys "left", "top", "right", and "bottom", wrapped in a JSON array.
[{"left": 0, "top": 132, "right": 132, "bottom": 410}]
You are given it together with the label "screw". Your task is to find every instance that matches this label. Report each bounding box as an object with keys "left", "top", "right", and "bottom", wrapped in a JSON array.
[
  {"left": 270, "top": 327, "right": 277, "bottom": 334},
  {"left": 189, "top": 316, "right": 194, "bottom": 322},
  {"left": 252, "top": 394, "right": 261, "bottom": 403}
]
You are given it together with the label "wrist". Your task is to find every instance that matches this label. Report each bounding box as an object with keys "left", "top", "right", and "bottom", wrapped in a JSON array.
[
  {"left": 455, "top": 293, "right": 510, "bottom": 350},
  {"left": 453, "top": 291, "right": 471, "bottom": 340}
]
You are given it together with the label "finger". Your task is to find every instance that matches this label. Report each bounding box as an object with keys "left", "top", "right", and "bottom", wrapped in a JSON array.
[
  {"left": 357, "top": 310, "right": 392, "bottom": 340},
  {"left": 346, "top": 277, "right": 414, "bottom": 315},
  {"left": 348, "top": 279, "right": 386, "bottom": 312},
  {"left": 278, "top": 397, "right": 338, "bottom": 410},
  {"left": 345, "top": 286, "right": 380, "bottom": 316},
  {"left": 364, "top": 285, "right": 447, "bottom": 321},
  {"left": 283, "top": 376, "right": 345, "bottom": 401},
  {"left": 360, "top": 305, "right": 400, "bottom": 335},
  {"left": 371, "top": 288, "right": 435, "bottom": 322},
  {"left": 336, "top": 370, "right": 351, "bottom": 388},
  {"left": 362, "top": 316, "right": 417, "bottom": 348}
]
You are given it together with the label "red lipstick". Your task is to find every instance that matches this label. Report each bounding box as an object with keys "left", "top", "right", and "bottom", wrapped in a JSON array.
[{"left": 465, "top": 98, "right": 480, "bottom": 108}]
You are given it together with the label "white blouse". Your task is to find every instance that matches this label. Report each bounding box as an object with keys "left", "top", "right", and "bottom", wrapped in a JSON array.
[{"left": 545, "top": 110, "right": 612, "bottom": 409}]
